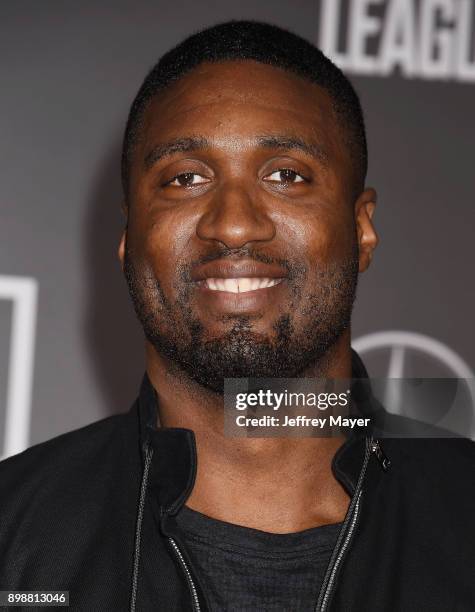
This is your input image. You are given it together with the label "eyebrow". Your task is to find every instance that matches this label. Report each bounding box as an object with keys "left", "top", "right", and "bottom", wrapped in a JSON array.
[
  {"left": 144, "top": 137, "right": 209, "bottom": 169},
  {"left": 143, "top": 134, "right": 329, "bottom": 170},
  {"left": 257, "top": 135, "right": 328, "bottom": 166}
]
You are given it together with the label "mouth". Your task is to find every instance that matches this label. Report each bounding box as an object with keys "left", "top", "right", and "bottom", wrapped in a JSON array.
[
  {"left": 190, "top": 258, "right": 288, "bottom": 314},
  {"left": 197, "top": 277, "right": 284, "bottom": 293}
]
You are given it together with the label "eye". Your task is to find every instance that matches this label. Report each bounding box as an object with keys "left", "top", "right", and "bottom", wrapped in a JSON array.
[
  {"left": 166, "top": 172, "right": 209, "bottom": 188},
  {"left": 264, "top": 168, "right": 306, "bottom": 184}
]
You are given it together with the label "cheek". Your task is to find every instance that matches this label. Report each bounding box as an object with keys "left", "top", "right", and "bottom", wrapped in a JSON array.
[
  {"left": 320, "top": 221, "right": 357, "bottom": 260},
  {"left": 280, "top": 204, "right": 356, "bottom": 265},
  {"left": 128, "top": 208, "right": 196, "bottom": 289}
]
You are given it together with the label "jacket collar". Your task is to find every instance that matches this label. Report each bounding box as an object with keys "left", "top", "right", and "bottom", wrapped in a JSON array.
[
  {"left": 136, "top": 348, "right": 382, "bottom": 512},
  {"left": 137, "top": 374, "right": 196, "bottom": 514}
]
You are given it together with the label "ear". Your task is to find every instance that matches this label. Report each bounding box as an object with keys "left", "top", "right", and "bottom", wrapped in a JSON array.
[{"left": 355, "top": 187, "right": 378, "bottom": 273}]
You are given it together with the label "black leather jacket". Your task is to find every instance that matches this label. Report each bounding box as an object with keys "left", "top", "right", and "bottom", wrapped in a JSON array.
[{"left": 0, "top": 350, "right": 474, "bottom": 611}]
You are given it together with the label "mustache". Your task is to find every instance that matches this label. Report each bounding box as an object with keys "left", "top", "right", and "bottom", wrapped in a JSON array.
[{"left": 178, "top": 246, "right": 306, "bottom": 283}]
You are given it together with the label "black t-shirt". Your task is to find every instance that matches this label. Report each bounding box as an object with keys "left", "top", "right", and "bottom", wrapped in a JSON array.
[{"left": 175, "top": 505, "right": 342, "bottom": 611}]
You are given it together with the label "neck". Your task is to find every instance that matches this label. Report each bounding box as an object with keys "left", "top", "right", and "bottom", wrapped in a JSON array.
[{"left": 145, "top": 330, "right": 352, "bottom": 533}]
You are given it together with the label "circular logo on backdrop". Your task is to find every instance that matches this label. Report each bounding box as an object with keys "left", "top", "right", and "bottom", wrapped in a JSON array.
[{"left": 353, "top": 331, "right": 475, "bottom": 439}]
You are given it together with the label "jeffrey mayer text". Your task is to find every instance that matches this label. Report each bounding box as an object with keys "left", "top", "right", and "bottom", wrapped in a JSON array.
[{"left": 236, "top": 415, "right": 371, "bottom": 428}]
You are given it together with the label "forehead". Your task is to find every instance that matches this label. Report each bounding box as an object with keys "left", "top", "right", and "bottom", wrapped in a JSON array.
[{"left": 139, "top": 60, "right": 343, "bottom": 152}]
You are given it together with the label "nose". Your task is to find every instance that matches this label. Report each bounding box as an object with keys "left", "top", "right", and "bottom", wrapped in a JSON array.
[{"left": 196, "top": 182, "right": 275, "bottom": 249}]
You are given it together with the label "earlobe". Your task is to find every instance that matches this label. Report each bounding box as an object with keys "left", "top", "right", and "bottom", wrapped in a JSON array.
[
  {"left": 355, "top": 188, "right": 379, "bottom": 273},
  {"left": 118, "top": 230, "right": 126, "bottom": 272}
]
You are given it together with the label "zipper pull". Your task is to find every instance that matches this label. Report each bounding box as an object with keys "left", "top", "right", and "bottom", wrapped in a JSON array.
[{"left": 370, "top": 439, "right": 391, "bottom": 472}]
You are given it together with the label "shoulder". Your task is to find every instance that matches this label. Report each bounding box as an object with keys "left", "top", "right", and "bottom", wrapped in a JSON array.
[
  {"left": 0, "top": 407, "right": 140, "bottom": 521},
  {"left": 371, "top": 411, "right": 475, "bottom": 476},
  {"left": 0, "top": 410, "right": 133, "bottom": 479},
  {"left": 0, "top": 408, "right": 141, "bottom": 588},
  {"left": 381, "top": 436, "right": 475, "bottom": 511},
  {"left": 383, "top": 435, "right": 475, "bottom": 469}
]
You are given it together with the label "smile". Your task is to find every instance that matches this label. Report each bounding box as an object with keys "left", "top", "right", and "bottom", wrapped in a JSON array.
[{"left": 199, "top": 277, "right": 284, "bottom": 293}]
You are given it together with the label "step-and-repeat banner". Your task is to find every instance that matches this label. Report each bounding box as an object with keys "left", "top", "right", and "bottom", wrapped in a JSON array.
[{"left": 1, "top": 0, "right": 474, "bottom": 458}]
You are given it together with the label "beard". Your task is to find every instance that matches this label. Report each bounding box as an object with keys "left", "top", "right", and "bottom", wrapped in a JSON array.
[{"left": 123, "top": 240, "right": 359, "bottom": 394}]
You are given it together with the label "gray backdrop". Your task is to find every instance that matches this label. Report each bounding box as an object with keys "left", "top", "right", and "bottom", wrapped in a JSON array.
[{"left": 1, "top": 0, "right": 474, "bottom": 457}]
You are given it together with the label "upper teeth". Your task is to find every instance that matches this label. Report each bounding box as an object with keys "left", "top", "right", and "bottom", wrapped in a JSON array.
[{"left": 204, "top": 278, "right": 282, "bottom": 293}]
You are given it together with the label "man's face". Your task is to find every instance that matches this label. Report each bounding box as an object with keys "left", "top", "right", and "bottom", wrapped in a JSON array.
[{"left": 120, "top": 60, "right": 375, "bottom": 392}]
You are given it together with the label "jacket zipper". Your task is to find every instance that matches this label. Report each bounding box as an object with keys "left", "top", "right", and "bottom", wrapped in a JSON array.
[
  {"left": 168, "top": 537, "right": 202, "bottom": 612},
  {"left": 130, "top": 443, "right": 154, "bottom": 612},
  {"left": 316, "top": 436, "right": 381, "bottom": 612}
]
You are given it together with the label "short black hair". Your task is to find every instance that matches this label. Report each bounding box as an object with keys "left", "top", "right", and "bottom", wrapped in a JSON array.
[{"left": 121, "top": 20, "right": 367, "bottom": 201}]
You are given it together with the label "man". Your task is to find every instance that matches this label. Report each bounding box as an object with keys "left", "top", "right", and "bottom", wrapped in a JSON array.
[{"left": 0, "top": 20, "right": 473, "bottom": 612}]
